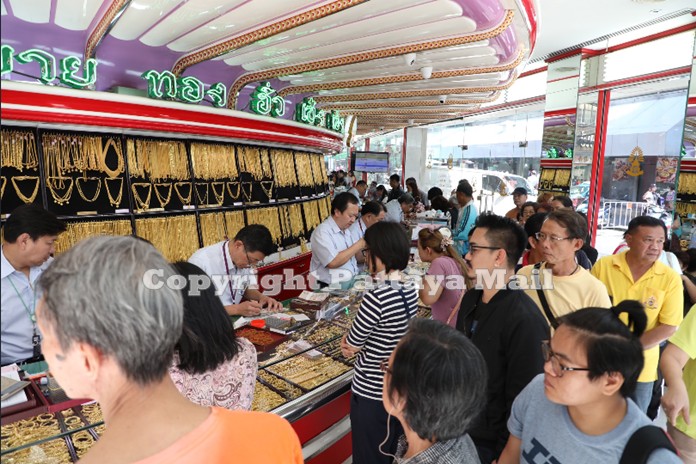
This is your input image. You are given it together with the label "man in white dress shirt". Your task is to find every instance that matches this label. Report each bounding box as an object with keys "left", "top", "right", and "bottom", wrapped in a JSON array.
[
  {"left": 310, "top": 192, "right": 365, "bottom": 288},
  {"left": 349, "top": 201, "right": 386, "bottom": 241},
  {"left": 385, "top": 193, "right": 415, "bottom": 224},
  {"left": 1, "top": 204, "right": 66, "bottom": 366},
  {"left": 348, "top": 180, "right": 368, "bottom": 206},
  {"left": 189, "top": 224, "right": 282, "bottom": 317}
]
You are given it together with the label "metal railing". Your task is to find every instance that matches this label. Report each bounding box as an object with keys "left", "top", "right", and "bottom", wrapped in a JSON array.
[{"left": 602, "top": 201, "right": 652, "bottom": 229}]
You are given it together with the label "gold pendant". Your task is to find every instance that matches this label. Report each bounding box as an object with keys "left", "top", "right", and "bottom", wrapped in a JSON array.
[
  {"left": 46, "top": 176, "right": 74, "bottom": 205},
  {"left": 104, "top": 177, "right": 123, "bottom": 208}
]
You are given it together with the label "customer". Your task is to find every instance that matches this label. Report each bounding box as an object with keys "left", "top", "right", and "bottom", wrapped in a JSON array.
[
  {"left": 1, "top": 204, "right": 66, "bottom": 366},
  {"left": 385, "top": 192, "right": 415, "bottom": 224},
  {"left": 515, "top": 212, "right": 546, "bottom": 271},
  {"left": 388, "top": 174, "right": 404, "bottom": 202},
  {"left": 37, "top": 236, "right": 302, "bottom": 463},
  {"left": 375, "top": 184, "right": 389, "bottom": 203},
  {"left": 505, "top": 187, "right": 528, "bottom": 220},
  {"left": 384, "top": 319, "right": 487, "bottom": 463},
  {"left": 417, "top": 227, "right": 468, "bottom": 327},
  {"left": 550, "top": 195, "right": 573, "bottom": 210},
  {"left": 517, "top": 210, "right": 611, "bottom": 327},
  {"left": 456, "top": 213, "right": 549, "bottom": 463},
  {"left": 661, "top": 306, "right": 696, "bottom": 462},
  {"left": 517, "top": 201, "right": 538, "bottom": 225},
  {"left": 497, "top": 301, "right": 680, "bottom": 464},
  {"left": 682, "top": 248, "right": 696, "bottom": 316},
  {"left": 430, "top": 195, "right": 459, "bottom": 230},
  {"left": 349, "top": 200, "right": 387, "bottom": 241},
  {"left": 341, "top": 221, "right": 419, "bottom": 464},
  {"left": 189, "top": 224, "right": 281, "bottom": 316},
  {"left": 169, "top": 262, "right": 257, "bottom": 411},
  {"left": 592, "top": 215, "right": 683, "bottom": 413},
  {"left": 406, "top": 177, "right": 429, "bottom": 208},
  {"left": 453, "top": 180, "right": 478, "bottom": 256},
  {"left": 427, "top": 187, "right": 444, "bottom": 203}
]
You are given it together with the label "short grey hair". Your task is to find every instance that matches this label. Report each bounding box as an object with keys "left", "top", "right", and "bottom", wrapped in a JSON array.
[{"left": 38, "top": 236, "right": 183, "bottom": 386}]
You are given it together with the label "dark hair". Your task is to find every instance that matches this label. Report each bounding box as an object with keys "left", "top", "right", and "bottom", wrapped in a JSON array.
[
  {"left": 364, "top": 221, "right": 410, "bottom": 272},
  {"left": 361, "top": 200, "right": 386, "bottom": 216},
  {"left": 235, "top": 224, "right": 274, "bottom": 256},
  {"left": 626, "top": 215, "right": 667, "bottom": 238},
  {"left": 398, "top": 193, "right": 415, "bottom": 205},
  {"left": 473, "top": 212, "right": 526, "bottom": 268},
  {"left": 3, "top": 204, "right": 66, "bottom": 243},
  {"left": 552, "top": 196, "right": 573, "bottom": 209},
  {"left": 675, "top": 251, "right": 689, "bottom": 269},
  {"left": 388, "top": 319, "right": 487, "bottom": 441},
  {"left": 430, "top": 195, "right": 452, "bottom": 213},
  {"left": 687, "top": 248, "right": 696, "bottom": 273},
  {"left": 456, "top": 181, "right": 473, "bottom": 197},
  {"left": 356, "top": 180, "right": 367, "bottom": 187},
  {"left": 427, "top": 187, "right": 444, "bottom": 201},
  {"left": 520, "top": 201, "right": 539, "bottom": 214},
  {"left": 390, "top": 174, "right": 401, "bottom": 183},
  {"left": 331, "top": 192, "right": 359, "bottom": 216},
  {"left": 558, "top": 300, "right": 647, "bottom": 397},
  {"left": 418, "top": 228, "right": 467, "bottom": 276},
  {"left": 375, "top": 185, "right": 388, "bottom": 201},
  {"left": 171, "top": 262, "right": 240, "bottom": 374},
  {"left": 524, "top": 212, "right": 548, "bottom": 246},
  {"left": 544, "top": 210, "right": 588, "bottom": 241},
  {"left": 406, "top": 178, "right": 423, "bottom": 202}
]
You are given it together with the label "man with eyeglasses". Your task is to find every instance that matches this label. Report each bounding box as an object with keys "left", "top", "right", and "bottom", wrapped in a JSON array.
[
  {"left": 455, "top": 213, "right": 549, "bottom": 464},
  {"left": 517, "top": 210, "right": 611, "bottom": 327},
  {"left": 592, "top": 215, "right": 683, "bottom": 414},
  {"left": 189, "top": 224, "right": 282, "bottom": 317}
]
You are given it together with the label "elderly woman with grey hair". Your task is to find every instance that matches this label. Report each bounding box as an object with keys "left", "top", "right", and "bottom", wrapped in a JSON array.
[
  {"left": 382, "top": 318, "right": 487, "bottom": 463},
  {"left": 36, "top": 236, "right": 302, "bottom": 463}
]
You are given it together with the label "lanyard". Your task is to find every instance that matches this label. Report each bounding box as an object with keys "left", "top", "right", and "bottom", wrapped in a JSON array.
[
  {"left": 8, "top": 274, "right": 41, "bottom": 355},
  {"left": 358, "top": 220, "right": 364, "bottom": 235},
  {"left": 222, "top": 241, "right": 241, "bottom": 304}
]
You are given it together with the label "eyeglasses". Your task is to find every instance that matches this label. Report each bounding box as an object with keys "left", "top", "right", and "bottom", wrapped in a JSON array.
[
  {"left": 468, "top": 244, "right": 501, "bottom": 254},
  {"left": 541, "top": 340, "right": 590, "bottom": 378},
  {"left": 244, "top": 246, "right": 263, "bottom": 268},
  {"left": 535, "top": 232, "right": 572, "bottom": 243},
  {"left": 380, "top": 359, "right": 393, "bottom": 375}
]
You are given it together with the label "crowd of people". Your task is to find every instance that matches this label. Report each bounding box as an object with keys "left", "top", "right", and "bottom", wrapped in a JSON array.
[{"left": 1, "top": 170, "right": 694, "bottom": 463}]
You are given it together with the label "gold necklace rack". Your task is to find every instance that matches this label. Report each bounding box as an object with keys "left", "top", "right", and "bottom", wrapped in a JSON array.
[
  {"left": 11, "top": 176, "right": 40, "bottom": 204},
  {"left": 1, "top": 130, "right": 39, "bottom": 171},
  {"left": 226, "top": 181, "right": 241, "bottom": 200},
  {"left": 46, "top": 176, "right": 74, "bottom": 205},
  {"left": 75, "top": 176, "right": 102, "bottom": 202},
  {"left": 211, "top": 182, "right": 225, "bottom": 206},
  {"left": 174, "top": 182, "right": 192, "bottom": 205},
  {"left": 104, "top": 177, "right": 123, "bottom": 208},
  {"left": 154, "top": 182, "right": 173, "bottom": 208},
  {"left": 131, "top": 182, "right": 153, "bottom": 211}
]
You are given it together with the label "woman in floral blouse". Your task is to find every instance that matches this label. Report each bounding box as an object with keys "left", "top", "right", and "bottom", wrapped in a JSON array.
[{"left": 169, "top": 261, "right": 257, "bottom": 410}]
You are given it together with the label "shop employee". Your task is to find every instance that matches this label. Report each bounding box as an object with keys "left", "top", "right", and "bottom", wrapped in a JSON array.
[
  {"left": 189, "top": 224, "right": 282, "bottom": 317},
  {"left": 310, "top": 192, "right": 365, "bottom": 288},
  {"left": 1, "top": 204, "right": 66, "bottom": 366}
]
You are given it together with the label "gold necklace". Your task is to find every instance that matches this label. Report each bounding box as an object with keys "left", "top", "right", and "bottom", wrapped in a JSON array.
[
  {"left": 0, "top": 176, "right": 6, "bottom": 198},
  {"left": 174, "top": 181, "right": 192, "bottom": 205},
  {"left": 226, "top": 181, "right": 241, "bottom": 200},
  {"left": 131, "top": 182, "right": 152, "bottom": 211},
  {"left": 104, "top": 177, "right": 123, "bottom": 208},
  {"left": 260, "top": 180, "right": 274, "bottom": 199},
  {"left": 75, "top": 176, "right": 102, "bottom": 202},
  {"left": 100, "top": 138, "right": 125, "bottom": 178},
  {"left": 46, "top": 176, "right": 74, "bottom": 205},
  {"left": 154, "top": 182, "right": 172, "bottom": 208},
  {"left": 194, "top": 183, "right": 209, "bottom": 206},
  {"left": 11, "top": 176, "right": 40, "bottom": 204},
  {"left": 241, "top": 182, "right": 253, "bottom": 202},
  {"left": 211, "top": 182, "right": 225, "bottom": 205}
]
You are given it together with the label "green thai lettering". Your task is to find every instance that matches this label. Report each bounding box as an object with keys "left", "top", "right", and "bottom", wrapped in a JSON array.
[
  {"left": 141, "top": 70, "right": 177, "bottom": 99},
  {"left": 1, "top": 45, "right": 14, "bottom": 76},
  {"left": 59, "top": 56, "right": 97, "bottom": 89},
  {"left": 15, "top": 48, "right": 55, "bottom": 84},
  {"left": 205, "top": 83, "right": 227, "bottom": 108},
  {"left": 176, "top": 76, "right": 204, "bottom": 103}
]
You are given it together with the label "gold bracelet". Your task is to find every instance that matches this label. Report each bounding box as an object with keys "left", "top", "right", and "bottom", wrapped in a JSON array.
[
  {"left": 104, "top": 177, "right": 123, "bottom": 207},
  {"left": 154, "top": 182, "right": 172, "bottom": 208},
  {"left": 46, "top": 176, "right": 74, "bottom": 205},
  {"left": 174, "top": 181, "right": 192, "bottom": 205},
  {"left": 10, "top": 175, "right": 40, "bottom": 204},
  {"left": 75, "top": 176, "right": 102, "bottom": 202},
  {"left": 131, "top": 182, "right": 152, "bottom": 210}
]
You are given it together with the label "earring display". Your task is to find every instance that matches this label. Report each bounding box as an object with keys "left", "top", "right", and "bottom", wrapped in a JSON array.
[{"left": 10, "top": 176, "right": 40, "bottom": 204}]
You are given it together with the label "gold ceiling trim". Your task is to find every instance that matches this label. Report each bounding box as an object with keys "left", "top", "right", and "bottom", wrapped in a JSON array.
[
  {"left": 312, "top": 73, "right": 517, "bottom": 103},
  {"left": 320, "top": 95, "right": 499, "bottom": 110},
  {"left": 85, "top": 0, "right": 131, "bottom": 61},
  {"left": 276, "top": 49, "right": 523, "bottom": 97},
  {"left": 228, "top": 10, "right": 515, "bottom": 108},
  {"left": 346, "top": 108, "right": 469, "bottom": 115},
  {"left": 171, "top": 0, "right": 368, "bottom": 76}
]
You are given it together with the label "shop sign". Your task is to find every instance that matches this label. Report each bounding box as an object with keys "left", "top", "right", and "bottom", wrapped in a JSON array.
[
  {"left": 250, "top": 82, "right": 285, "bottom": 117},
  {"left": 294, "top": 97, "right": 345, "bottom": 134},
  {"left": 626, "top": 146, "right": 644, "bottom": 177},
  {"left": 1, "top": 45, "right": 97, "bottom": 88},
  {"left": 141, "top": 70, "right": 227, "bottom": 108}
]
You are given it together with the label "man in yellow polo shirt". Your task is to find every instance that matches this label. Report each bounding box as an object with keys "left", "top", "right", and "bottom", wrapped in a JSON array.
[
  {"left": 660, "top": 305, "right": 696, "bottom": 461},
  {"left": 591, "top": 216, "right": 683, "bottom": 414}
]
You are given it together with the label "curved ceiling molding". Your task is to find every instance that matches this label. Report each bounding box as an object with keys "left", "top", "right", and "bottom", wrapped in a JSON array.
[
  {"left": 228, "top": 10, "right": 515, "bottom": 108},
  {"left": 345, "top": 108, "right": 470, "bottom": 115},
  {"left": 171, "top": 0, "right": 368, "bottom": 77},
  {"left": 319, "top": 95, "right": 500, "bottom": 110},
  {"left": 277, "top": 49, "right": 523, "bottom": 97},
  {"left": 85, "top": 0, "right": 133, "bottom": 61}
]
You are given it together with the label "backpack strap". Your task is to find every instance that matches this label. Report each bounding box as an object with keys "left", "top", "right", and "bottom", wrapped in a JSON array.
[
  {"left": 534, "top": 262, "right": 558, "bottom": 329},
  {"left": 620, "top": 425, "right": 678, "bottom": 464}
]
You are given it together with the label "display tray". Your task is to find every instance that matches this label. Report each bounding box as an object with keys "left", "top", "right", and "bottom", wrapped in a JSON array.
[{"left": 235, "top": 326, "right": 289, "bottom": 353}]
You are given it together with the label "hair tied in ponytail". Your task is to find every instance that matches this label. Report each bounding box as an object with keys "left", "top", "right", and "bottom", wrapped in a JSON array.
[{"left": 610, "top": 300, "right": 648, "bottom": 337}]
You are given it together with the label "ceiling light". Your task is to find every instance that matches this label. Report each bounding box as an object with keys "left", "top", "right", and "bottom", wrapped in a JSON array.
[
  {"left": 420, "top": 66, "right": 433, "bottom": 79},
  {"left": 404, "top": 53, "right": 417, "bottom": 66}
]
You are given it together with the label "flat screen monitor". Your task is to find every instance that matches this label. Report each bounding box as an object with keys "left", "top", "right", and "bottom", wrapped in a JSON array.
[{"left": 353, "top": 151, "right": 389, "bottom": 173}]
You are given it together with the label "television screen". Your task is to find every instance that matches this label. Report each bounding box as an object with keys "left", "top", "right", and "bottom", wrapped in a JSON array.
[{"left": 353, "top": 151, "right": 389, "bottom": 173}]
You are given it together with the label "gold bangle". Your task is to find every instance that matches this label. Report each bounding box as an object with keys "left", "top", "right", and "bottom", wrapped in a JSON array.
[
  {"left": 104, "top": 177, "right": 124, "bottom": 208},
  {"left": 75, "top": 176, "right": 102, "bottom": 202}
]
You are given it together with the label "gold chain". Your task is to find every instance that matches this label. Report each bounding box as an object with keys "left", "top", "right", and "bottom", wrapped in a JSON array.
[
  {"left": 153, "top": 182, "right": 172, "bottom": 208},
  {"left": 270, "top": 149, "right": 297, "bottom": 188},
  {"left": 1, "top": 130, "right": 39, "bottom": 171},
  {"left": 100, "top": 138, "right": 125, "bottom": 178},
  {"left": 211, "top": 182, "right": 225, "bottom": 206},
  {"left": 127, "top": 139, "right": 189, "bottom": 180},
  {"left": 134, "top": 215, "right": 198, "bottom": 262},
  {"left": 260, "top": 180, "right": 274, "bottom": 199},
  {"left": 246, "top": 207, "right": 282, "bottom": 243},
  {"left": 0, "top": 176, "right": 6, "bottom": 199},
  {"left": 227, "top": 181, "right": 241, "bottom": 200},
  {"left": 174, "top": 181, "right": 193, "bottom": 205},
  {"left": 131, "top": 182, "right": 153, "bottom": 211},
  {"left": 303, "top": 200, "right": 321, "bottom": 231},
  {"left": 46, "top": 176, "right": 74, "bottom": 205},
  {"left": 75, "top": 176, "right": 102, "bottom": 202},
  {"left": 104, "top": 177, "right": 123, "bottom": 208},
  {"left": 241, "top": 182, "right": 253, "bottom": 202},
  {"left": 10, "top": 176, "right": 40, "bottom": 204},
  {"left": 295, "top": 153, "right": 313, "bottom": 187},
  {"left": 55, "top": 219, "right": 132, "bottom": 255},
  {"left": 194, "top": 183, "right": 209, "bottom": 206},
  {"left": 238, "top": 146, "right": 263, "bottom": 180},
  {"left": 224, "top": 210, "right": 245, "bottom": 240},
  {"left": 200, "top": 212, "right": 227, "bottom": 246},
  {"left": 190, "top": 143, "right": 238, "bottom": 180}
]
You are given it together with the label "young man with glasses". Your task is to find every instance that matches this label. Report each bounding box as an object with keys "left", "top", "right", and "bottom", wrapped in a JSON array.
[
  {"left": 517, "top": 210, "right": 611, "bottom": 327},
  {"left": 592, "top": 215, "right": 683, "bottom": 414},
  {"left": 189, "top": 224, "right": 282, "bottom": 317},
  {"left": 455, "top": 213, "right": 549, "bottom": 464}
]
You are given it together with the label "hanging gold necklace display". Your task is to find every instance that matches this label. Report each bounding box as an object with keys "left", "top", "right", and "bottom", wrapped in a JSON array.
[
  {"left": 131, "top": 183, "right": 153, "bottom": 211},
  {"left": 104, "top": 177, "right": 123, "bottom": 208},
  {"left": 174, "top": 182, "right": 192, "bottom": 205},
  {"left": 194, "top": 183, "right": 209, "bottom": 206},
  {"left": 190, "top": 143, "right": 238, "bottom": 180},
  {"left": 226, "top": 181, "right": 241, "bottom": 200},
  {"left": 260, "top": 180, "right": 274, "bottom": 199},
  {"left": 75, "top": 177, "right": 102, "bottom": 202},
  {"left": 0, "top": 176, "right": 6, "bottom": 199},
  {"left": 241, "top": 182, "right": 253, "bottom": 202},
  {"left": 46, "top": 176, "right": 74, "bottom": 205},
  {"left": 270, "top": 149, "right": 297, "bottom": 188},
  {"left": 1, "top": 130, "right": 39, "bottom": 171},
  {"left": 238, "top": 146, "right": 264, "bottom": 180},
  {"left": 211, "top": 182, "right": 225, "bottom": 206},
  {"left": 154, "top": 182, "right": 172, "bottom": 208},
  {"left": 100, "top": 138, "right": 125, "bottom": 178},
  {"left": 10, "top": 176, "right": 40, "bottom": 204}
]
